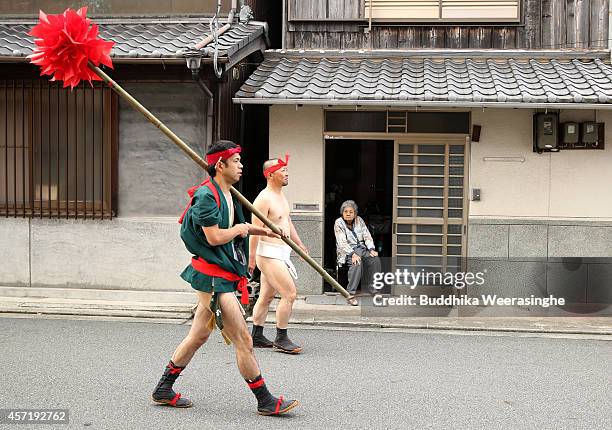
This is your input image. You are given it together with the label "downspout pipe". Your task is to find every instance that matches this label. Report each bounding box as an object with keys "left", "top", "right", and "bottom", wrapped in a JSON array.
[{"left": 196, "top": 78, "right": 215, "bottom": 152}]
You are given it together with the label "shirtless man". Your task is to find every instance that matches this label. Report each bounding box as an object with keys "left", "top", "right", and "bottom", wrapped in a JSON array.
[{"left": 249, "top": 155, "right": 308, "bottom": 354}]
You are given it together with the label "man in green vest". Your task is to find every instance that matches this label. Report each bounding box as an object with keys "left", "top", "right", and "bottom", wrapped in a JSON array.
[{"left": 151, "top": 140, "right": 299, "bottom": 416}]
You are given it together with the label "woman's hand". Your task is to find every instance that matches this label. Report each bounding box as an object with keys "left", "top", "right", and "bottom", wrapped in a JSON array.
[
  {"left": 369, "top": 250, "right": 378, "bottom": 257},
  {"left": 351, "top": 253, "right": 361, "bottom": 265}
]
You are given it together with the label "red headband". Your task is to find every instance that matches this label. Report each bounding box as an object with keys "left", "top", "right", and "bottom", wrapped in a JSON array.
[
  {"left": 263, "top": 154, "right": 289, "bottom": 178},
  {"left": 206, "top": 146, "right": 241, "bottom": 167}
]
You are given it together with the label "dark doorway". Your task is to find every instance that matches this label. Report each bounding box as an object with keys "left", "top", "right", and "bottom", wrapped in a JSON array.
[{"left": 324, "top": 139, "right": 393, "bottom": 292}]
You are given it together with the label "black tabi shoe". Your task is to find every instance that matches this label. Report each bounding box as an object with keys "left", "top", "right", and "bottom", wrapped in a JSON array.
[
  {"left": 251, "top": 324, "right": 274, "bottom": 348},
  {"left": 151, "top": 361, "right": 193, "bottom": 408},
  {"left": 257, "top": 396, "right": 300, "bottom": 416},
  {"left": 273, "top": 337, "right": 302, "bottom": 354},
  {"left": 253, "top": 334, "right": 274, "bottom": 348}
]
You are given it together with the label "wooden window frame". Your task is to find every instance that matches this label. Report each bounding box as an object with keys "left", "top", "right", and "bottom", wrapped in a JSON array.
[
  {"left": 287, "top": 0, "right": 522, "bottom": 23},
  {"left": 0, "top": 80, "right": 118, "bottom": 220},
  {"left": 364, "top": 0, "right": 521, "bottom": 23}
]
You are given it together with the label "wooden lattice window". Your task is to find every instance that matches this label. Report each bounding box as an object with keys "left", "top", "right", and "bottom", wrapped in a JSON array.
[{"left": 0, "top": 80, "right": 117, "bottom": 219}]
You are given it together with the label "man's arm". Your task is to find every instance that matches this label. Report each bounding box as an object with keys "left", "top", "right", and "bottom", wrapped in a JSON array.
[
  {"left": 249, "top": 195, "right": 270, "bottom": 272},
  {"left": 289, "top": 216, "right": 308, "bottom": 254},
  {"left": 203, "top": 224, "right": 247, "bottom": 246}
]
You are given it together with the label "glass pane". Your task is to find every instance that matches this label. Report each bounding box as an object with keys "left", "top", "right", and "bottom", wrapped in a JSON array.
[
  {"left": 416, "top": 198, "right": 444, "bottom": 207},
  {"left": 420, "top": 187, "right": 444, "bottom": 197},
  {"left": 416, "top": 144, "right": 444, "bottom": 154},
  {"left": 416, "top": 246, "right": 443, "bottom": 255},
  {"left": 398, "top": 208, "right": 414, "bottom": 217},
  {"left": 415, "top": 256, "right": 444, "bottom": 266},
  {"left": 415, "top": 155, "right": 444, "bottom": 164},
  {"left": 448, "top": 187, "right": 463, "bottom": 197},
  {"left": 450, "top": 155, "right": 464, "bottom": 165},
  {"left": 407, "top": 112, "right": 470, "bottom": 133},
  {"left": 449, "top": 166, "right": 464, "bottom": 176},
  {"left": 448, "top": 246, "right": 462, "bottom": 256},
  {"left": 325, "top": 111, "right": 386, "bottom": 132},
  {"left": 397, "top": 224, "right": 413, "bottom": 234},
  {"left": 417, "top": 176, "right": 444, "bottom": 186},
  {"left": 417, "top": 225, "right": 443, "bottom": 234},
  {"left": 417, "top": 166, "right": 445, "bottom": 175},
  {"left": 396, "top": 245, "right": 415, "bottom": 255},
  {"left": 447, "top": 235, "right": 462, "bottom": 245},
  {"left": 398, "top": 165, "right": 414, "bottom": 175},
  {"left": 448, "top": 225, "right": 462, "bottom": 234},
  {"left": 396, "top": 256, "right": 413, "bottom": 266},
  {"left": 398, "top": 154, "right": 417, "bottom": 164},
  {"left": 416, "top": 235, "right": 443, "bottom": 244},
  {"left": 447, "top": 256, "right": 463, "bottom": 267},
  {"left": 417, "top": 209, "right": 443, "bottom": 217},
  {"left": 398, "top": 176, "right": 417, "bottom": 186},
  {"left": 448, "top": 177, "right": 463, "bottom": 186}
]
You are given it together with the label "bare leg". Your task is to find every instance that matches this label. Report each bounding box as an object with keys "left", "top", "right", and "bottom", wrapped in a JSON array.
[
  {"left": 171, "top": 291, "right": 213, "bottom": 367},
  {"left": 218, "top": 292, "right": 299, "bottom": 415},
  {"left": 256, "top": 256, "right": 296, "bottom": 329},
  {"left": 218, "top": 292, "right": 261, "bottom": 380},
  {"left": 252, "top": 272, "right": 276, "bottom": 326},
  {"left": 256, "top": 256, "right": 301, "bottom": 353},
  {"left": 152, "top": 291, "right": 213, "bottom": 407}
]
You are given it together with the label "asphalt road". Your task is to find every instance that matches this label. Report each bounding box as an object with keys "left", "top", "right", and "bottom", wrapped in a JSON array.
[{"left": 0, "top": 316, "right": 610, "bottom": 430}]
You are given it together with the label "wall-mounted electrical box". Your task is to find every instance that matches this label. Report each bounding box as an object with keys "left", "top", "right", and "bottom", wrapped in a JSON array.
[
  {"left": 533, "top": 113, "right": 559, "bottom": 153},
  {"left": 561, "top": 122, "right": 579, "bottom": 145},
  {"left": 581, "top": 122, "right": 598, "bottom": 145},
  {"left": 558, "top": 122, "right": 605, "bottom": 150}
]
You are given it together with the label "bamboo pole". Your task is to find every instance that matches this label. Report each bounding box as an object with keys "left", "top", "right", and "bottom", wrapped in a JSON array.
[{"left": 88, "top": 62, "right": 353, "bottom": 300}]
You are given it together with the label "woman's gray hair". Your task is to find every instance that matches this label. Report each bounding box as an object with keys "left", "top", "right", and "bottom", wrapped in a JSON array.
[{"left": 340, "top": 200, "right": 358, "bottom": 214}]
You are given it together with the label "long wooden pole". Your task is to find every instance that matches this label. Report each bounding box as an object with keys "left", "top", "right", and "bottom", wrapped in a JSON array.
[{"left": 89, "top": 62, "right": 352, "bottom": 300}]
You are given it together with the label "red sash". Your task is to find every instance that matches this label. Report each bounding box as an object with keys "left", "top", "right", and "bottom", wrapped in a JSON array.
[
  {"left": 178, "top": 178, "right": 220, "bottom": 224},
  {"left": 191, "top": 257, "right": 249, "bottom": 304}
]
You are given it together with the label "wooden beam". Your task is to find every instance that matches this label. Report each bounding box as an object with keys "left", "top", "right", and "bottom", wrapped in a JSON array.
[{"left": 590, "top": 0, "right": 609, "bottom": 48}]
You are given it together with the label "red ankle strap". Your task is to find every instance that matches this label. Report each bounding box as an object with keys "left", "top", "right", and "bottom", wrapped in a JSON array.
[
  {"left": 169, "top": 393, "right": 181, "bottom": 406},
  {"left": 248, "top": 378, "right": 265, "bottom": 389},
  {"left": 168, "top": 362, "right": 183, "bottom": 375},
  {"left": 275, "top": 396, "right": 283, "bottom": 414}
]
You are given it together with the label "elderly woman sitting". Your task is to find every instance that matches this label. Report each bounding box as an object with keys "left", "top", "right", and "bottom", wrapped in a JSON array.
[{"left": 334, "top": 200, "right": 382, "bottom": 304}]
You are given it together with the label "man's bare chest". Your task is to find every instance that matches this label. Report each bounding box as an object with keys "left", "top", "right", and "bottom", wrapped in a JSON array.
[{"left": 267, "top": 196, "right": 290, "bottom": 223}]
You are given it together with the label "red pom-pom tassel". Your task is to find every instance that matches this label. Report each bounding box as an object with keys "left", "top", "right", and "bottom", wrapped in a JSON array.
[{"left": 28, "top": 7, "right": 114, "bottom": 89}]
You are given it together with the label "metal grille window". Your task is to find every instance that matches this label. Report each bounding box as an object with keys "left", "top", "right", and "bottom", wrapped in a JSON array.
[{"left": 0, "top": 80, "right": 117, "bottom": 219}]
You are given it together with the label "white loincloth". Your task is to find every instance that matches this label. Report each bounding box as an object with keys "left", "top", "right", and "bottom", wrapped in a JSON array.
[{"left": 256, "top": 240, "right": 298, "bottom": 280}]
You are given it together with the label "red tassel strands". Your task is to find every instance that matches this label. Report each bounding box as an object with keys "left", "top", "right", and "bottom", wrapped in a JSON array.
[{"left": 28, "top": 7, "right": 114, "bottom": 89}]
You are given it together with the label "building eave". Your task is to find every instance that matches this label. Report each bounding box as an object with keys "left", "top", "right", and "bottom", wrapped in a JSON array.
[{"left": 232, "top": 97, "right": 612, "bottom": 110}]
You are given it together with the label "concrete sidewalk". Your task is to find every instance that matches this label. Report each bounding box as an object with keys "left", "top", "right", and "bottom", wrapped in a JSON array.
[
  {"left": 0, "top": 287, "right": 610, "bottom": 335},
  {"left": 281, "top": 298, "right": 612, "bottom": 336}
]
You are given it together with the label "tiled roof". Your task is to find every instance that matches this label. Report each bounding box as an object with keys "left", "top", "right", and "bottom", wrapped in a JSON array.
[
  {"left": 0, "top": 18, "right": 267, "bottom": 60},
  {"left": 235, "top": 50, "right": 612, "bottom": 107}
]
